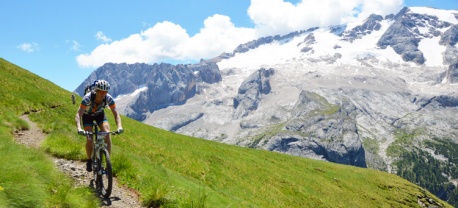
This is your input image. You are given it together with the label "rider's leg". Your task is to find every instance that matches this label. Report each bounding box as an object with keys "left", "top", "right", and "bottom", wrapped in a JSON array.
[
  {"left": 81, "top": 114, "right": 95, "bottom": 162},
  {"left": 83, "top": 124, "right": 94, "bottom": 172},
  {"left": 100, "top": 121, "right": 112, "bottom": 155},
  {"left": 96, "top": 113, "right": 111, "bottom": 154},
  {"left": 84, "top": 126, "right": 94, "bottom": 159}
]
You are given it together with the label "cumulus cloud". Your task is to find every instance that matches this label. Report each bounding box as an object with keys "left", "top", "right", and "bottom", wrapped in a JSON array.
[
  {"left": 96, "top": 31, "right": 112, "bottom": 43},
  {"left": 17, "top": 42, "right": 39, "bottom": 53},
  {"left": 357, "top": 0, "right": 404, "bottom": 21},
  {"left": 248, "top": 0, "right": 403, "bottom": 36},
  {"left": 77, "top": 0, "right": 404, "bottom": 68},
  {"left": 77, "top": 15, "right": 255, "bottom": 68},
  {"left": 176, "top": 14, "right": 256, "bottom": 60}
]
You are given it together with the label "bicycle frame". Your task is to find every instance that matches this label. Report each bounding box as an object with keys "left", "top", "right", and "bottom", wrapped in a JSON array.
[
  {"left": 85, "top": 121, "right": 117, "bottom": 198},
  {"left": 87, "top": 122, "right": 111, "bottom": 166},
  {"left": 91, "top": 129, "right": 109, "bottom": 167}
]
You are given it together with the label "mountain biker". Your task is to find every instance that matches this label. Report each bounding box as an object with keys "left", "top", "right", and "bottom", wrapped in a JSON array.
[{"left": 75, "top": 79, "right": 123, "bottom": 172}]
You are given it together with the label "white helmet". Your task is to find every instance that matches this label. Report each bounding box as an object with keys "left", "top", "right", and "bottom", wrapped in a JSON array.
[{"left": 94, "top": 80, "right": 110, "bottom": 91}]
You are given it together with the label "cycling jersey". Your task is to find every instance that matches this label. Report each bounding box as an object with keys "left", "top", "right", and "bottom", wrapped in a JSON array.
[{"left": 80, "top": 92, "right": 116, "bottom": 115}]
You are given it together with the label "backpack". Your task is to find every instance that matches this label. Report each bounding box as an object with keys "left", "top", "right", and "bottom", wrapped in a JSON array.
[
  {"left": 84, "top": 85, "right": 91, "bottom": 95},
  {"left": 83, "top": 81, "right": 97, "bottom": 96}
]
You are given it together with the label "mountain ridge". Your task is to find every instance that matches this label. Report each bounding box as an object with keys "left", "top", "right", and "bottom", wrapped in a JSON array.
[{"left": 75, "top": 6, "right": 458, "bottom": 205}]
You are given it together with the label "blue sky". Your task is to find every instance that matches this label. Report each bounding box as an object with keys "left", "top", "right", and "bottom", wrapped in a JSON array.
[{"left": 1, "top": 0, "right": 457, "bottom": 92}]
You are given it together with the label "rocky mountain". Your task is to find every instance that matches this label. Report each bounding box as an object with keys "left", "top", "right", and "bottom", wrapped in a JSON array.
[
  {"left": 76, "top": 7, "right": 458, "bottom": 204},
  {"left": 75, "top": 62, "right": 221, "bottom": 120}
]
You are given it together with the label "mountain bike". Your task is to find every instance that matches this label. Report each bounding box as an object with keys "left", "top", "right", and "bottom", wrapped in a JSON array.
[{"left": 80, "top": 121, "right": 120, "bottom": 198}]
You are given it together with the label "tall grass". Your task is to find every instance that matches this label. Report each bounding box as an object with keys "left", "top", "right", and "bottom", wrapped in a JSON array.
[
  {"left": 0, "top": 58, "right": 100, "bottom": 207},
  {"left": 0, "top": 114, "right": 99, "bottom": 207},
  {"left": 0, "top": 58, "right": 452, "bottom": 207}
]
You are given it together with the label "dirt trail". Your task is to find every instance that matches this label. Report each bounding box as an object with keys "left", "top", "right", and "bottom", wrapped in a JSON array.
[{"left": 14, "top": 114, "right": 143, "bottom": 208}]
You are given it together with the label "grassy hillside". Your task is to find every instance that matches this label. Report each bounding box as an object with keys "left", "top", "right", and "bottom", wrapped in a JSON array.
[
  {"left": 0, "top": 58, "right": 451, "bottom": 208},
  {"left": 0, "top": 58, "right": 99, "bottom": 207}
]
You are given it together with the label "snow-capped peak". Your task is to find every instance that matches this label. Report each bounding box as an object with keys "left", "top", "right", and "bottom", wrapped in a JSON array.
[{"left": 217, "top": 7, "right": 458, "bottom": 71}]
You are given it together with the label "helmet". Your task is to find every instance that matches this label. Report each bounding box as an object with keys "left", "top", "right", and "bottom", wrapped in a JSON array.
[{"left": 94, "top": 80, "right": 110, "bottom": 91}]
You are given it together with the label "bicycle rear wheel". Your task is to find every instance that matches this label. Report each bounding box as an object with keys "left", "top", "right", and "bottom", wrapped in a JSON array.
[{"left": 96, "top": 148, "right": 113, "bottom": 198}]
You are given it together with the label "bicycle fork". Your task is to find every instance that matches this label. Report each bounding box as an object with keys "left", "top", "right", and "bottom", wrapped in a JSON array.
[{"left": 93, "top": 141, "right": 108, "bottom": 176}]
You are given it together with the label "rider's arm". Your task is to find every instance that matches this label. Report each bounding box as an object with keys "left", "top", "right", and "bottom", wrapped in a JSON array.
[
  {"left": 110, "top": 106, "right": 123, "bottom": 130},
  {"left": 75, "top": 106, "right": 86, "bottom": 131}
]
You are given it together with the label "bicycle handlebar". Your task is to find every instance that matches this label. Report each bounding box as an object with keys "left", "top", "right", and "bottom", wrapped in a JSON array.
[{"left": 78, "top": 131, "right": 121, "bottom": 136}]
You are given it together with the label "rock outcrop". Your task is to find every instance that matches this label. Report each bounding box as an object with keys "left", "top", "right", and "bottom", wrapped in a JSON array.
[
  {"left": 233, "top": 68, "right": 274, "bottom": 119},
  {"left": 75, "top": 62, "right": 221, "bottom": 120},
  {"left": 258, "top": 91, "right": 366, "bottom": 167},
  {"left": 446, "top": 58, "right": 458, "bottom": 83}
]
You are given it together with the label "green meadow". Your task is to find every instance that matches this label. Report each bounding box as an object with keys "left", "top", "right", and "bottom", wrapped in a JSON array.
[{"left": 0, "top": 58, "right": 451, "bottom": 207}]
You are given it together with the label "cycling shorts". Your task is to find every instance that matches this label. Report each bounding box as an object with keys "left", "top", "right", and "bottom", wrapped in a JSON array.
[{"left": 82, "top": 113, "right": 108, "bottom": 128}]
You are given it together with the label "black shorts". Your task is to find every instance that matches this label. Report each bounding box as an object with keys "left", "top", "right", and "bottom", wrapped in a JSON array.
[{"left": 82, "top": 113, "right": 108, "bottom": 128}]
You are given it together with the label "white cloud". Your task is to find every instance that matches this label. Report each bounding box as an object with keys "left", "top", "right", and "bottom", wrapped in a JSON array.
[
  {"left": 77, "top": 0, "right": 404, "bottom": 68},
  {"left": 96, "top": 31, "right": 112, "bottom": 43},
  {"left": 248, "top": 0, "right": 404, "bottom": 36},
  {"left": 17, "top": 42, "right": 39, "bottom": 53},
  {"left": 357, "top": 0, "right": 404, "bottom": 21},
  {"left": 66, "top": 40, "right": 81, "bottom": 51},
  {"left": 77, "top": 15, "right": 255, "bottom": 68},
  {"left": 176, "top": 14, "right": 256, "bottom": 60},
  {"left": 77, "top": 21, "right": 190, "bottom": 67}
]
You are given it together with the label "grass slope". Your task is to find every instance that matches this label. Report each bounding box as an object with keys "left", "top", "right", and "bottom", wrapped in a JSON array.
[
  {"left": 0, "top": 58, "right": 451, "bottom": 207},
  {"left": 0, "top": 58, "right": 99, "bottom": 207}
]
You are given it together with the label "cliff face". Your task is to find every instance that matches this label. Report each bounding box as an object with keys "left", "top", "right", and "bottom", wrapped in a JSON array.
[{"left": 75, "top": 62, "right": 221, "bottom": 120}]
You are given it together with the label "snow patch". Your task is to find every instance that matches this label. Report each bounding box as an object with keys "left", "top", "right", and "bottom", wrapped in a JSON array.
[
  {"left": 419, "top": 36, "right": 447, "bottom": 66},
  {"left": 409, "top": 7, "right": 458, "bottom": 25},
  {"left": 115, "top": 86, "right": 148, "bottom": 100}
]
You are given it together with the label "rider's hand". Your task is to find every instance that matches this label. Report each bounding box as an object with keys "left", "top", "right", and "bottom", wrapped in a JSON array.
[
  {"left": 116, "top": 128, "right": 124, "bottom": 134},
  {"left": 78, "top": 129, "right": 86, "bottom": 135}
]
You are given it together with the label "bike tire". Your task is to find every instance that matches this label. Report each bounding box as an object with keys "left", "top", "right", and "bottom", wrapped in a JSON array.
[{"left": 96, "top": 148, "right": 113, "bottom": 198}]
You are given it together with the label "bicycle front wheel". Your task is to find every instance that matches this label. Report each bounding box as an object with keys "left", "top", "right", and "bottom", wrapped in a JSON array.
[{"left": 96, "top": 148, "right": 113, "bottom": 198}]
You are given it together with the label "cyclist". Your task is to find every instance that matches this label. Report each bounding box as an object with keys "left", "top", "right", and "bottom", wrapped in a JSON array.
[{"left": 75, "top": 79, "right": 123, "bottom": 172}]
